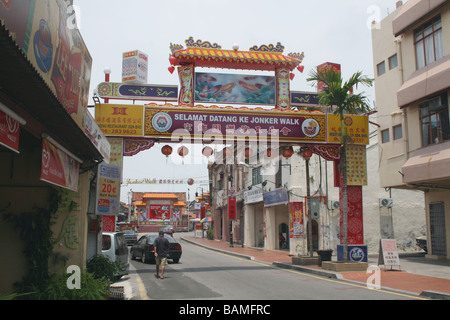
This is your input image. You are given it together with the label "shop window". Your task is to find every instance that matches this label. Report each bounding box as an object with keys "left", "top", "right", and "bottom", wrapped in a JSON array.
[
  {"left": 381, "top": 129, "right": 390, "bottom": 143},
  {"left": 415, "top": 15, "right": 444, "bottom": 70},
  {"left": 420, "top": 94, "right": 450, "bottom": 146}
]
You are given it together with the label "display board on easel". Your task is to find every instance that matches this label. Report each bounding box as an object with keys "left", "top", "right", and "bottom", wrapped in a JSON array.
[{"left": 377, "top": 239, "right": 401, "bottom": 270}]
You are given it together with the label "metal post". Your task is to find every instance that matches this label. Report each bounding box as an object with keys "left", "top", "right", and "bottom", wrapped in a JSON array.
[{"left": 306, "top": 158, "right": 313, "bottom": 258}]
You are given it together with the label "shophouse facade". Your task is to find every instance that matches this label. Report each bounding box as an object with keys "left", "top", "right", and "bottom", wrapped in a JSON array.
[
  {"left": 0, "top": 2, "right": 109, "bottom": 295},
  {"left": 372, "top": 0, "right": 450, "bottom": 258}
]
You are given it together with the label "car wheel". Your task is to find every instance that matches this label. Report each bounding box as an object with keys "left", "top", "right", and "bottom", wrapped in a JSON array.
[{"left": 173, "top": 258, "right": 179, "bottom": 263}]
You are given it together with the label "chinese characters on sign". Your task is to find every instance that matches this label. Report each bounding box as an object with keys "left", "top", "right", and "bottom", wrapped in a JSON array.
[
  {"left": 95, "top": 104, "right": 144, "bottom": 136},
  {"left": 378, "top": 239, "right": 401, "bottom": 267}
]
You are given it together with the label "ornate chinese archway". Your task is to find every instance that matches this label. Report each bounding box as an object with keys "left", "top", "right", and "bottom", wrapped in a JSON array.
[{"left": 94, "top": 38, "right": 369, "bottom": 260}]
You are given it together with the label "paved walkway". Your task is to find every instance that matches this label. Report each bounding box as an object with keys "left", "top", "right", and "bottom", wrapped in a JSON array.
[{"left": 181, "top": 234, "right": 450, "bottom": 299}]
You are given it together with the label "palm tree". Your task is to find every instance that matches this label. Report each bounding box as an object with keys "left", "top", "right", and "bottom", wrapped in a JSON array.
[{"left": 307, "top": 67, "right": 373, "bottom": 262}]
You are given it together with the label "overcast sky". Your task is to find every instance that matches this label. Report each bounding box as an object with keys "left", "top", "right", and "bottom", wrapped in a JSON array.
[{"left": 76, "top": 0, "right": 399, "bottom": 202}]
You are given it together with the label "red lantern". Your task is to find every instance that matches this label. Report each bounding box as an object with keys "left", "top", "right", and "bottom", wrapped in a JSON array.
[
  {"left": 282, "top": 148, "right": 293, "bottom": 158},
  {"left": 302, "top": 148, "right": 313, "bottom": 159},
  {"left": 178, "top": 146, "right": 189, "bottom": 157},
  {"left": 161, "top": 145, "right": 172, "bottom": 157},
  {"left": 202, "top": 146, "right": 213, "bottom": 157},
  {"left": 289, "top": 73, "right": 295, "bottom": 80},
  {"left": 169, "top": 56, "right": 177, "bottom": 65},
  {"left": 168, "top": 66, "right": 175, "bottom": 74},
  {"left": 297, "top": 65, "right": 305, "bottom": 73}
]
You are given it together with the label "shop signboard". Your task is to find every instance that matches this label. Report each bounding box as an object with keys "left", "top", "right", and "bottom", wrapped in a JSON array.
[
  {"left": 0, "top": 109, "right": 20, "bottom": 153},
  {"left": 40, "top": 138, "right": 80, "bottom": 192},
  {"left": 84, "top": 111, "right": 111, "bottom": 163},
  {"left": 228, "top": 196, "right": 236, "bottom": 220},
  {"left": 378, "top": 239, "right": 400, "bottom": 267},
  {"left": 263, "top": 188, "right": 288, "bottom": 207},
  {"left": 96, "top": 163, "right": 121, "bottom": 215},
  {"left": 122, "top": 50, "right": 148, "bottom": 84},
  {"left": 244, "top": 188, "right": 264, "bottom": 204},
  {"left": 327, "top": 114, "right": 369, "bottom": 145},
  {"left": 95, "top": 104, "right": 144, "bottom": 136}
]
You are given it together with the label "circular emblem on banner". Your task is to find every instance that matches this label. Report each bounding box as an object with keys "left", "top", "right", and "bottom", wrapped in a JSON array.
[
  {"left": 152, "top": 112, "right": 172, "bottom": 133},
  {"left": 349, "top": 247, "right": 365, "bottom": 262},
  {"left": 302, "top": 119, "right": 320, "bottom": 138}
]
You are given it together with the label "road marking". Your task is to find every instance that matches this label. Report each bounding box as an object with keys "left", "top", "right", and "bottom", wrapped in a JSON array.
[
  {"left": 191, "top": 243, "right": 427, "bottom": 300},
  {"left": 135, "top": 272, "right": 149, "bottom": 300}
]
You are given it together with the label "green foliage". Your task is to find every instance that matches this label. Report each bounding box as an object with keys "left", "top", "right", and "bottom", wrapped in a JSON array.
[
  {"left": 207, "top": 227, "right": 214, "bottom": 240},
  {"left": 306, "top": 68, "right": 373, "bottom": 120},
  {"left": 2, "top": 188, "right": 61, "bottom": 295},
  {"left": 86, "top": 254, "right": 125, "bottom": 282},
  {"left": 33, "top": 269, "right": 111, "bottom": 300}
]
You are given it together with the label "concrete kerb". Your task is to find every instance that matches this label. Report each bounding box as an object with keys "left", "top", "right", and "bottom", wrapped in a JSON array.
[
  {"left": 180, "top": 237, "right": 255, "bottom": 261},
  {"left": 273, "top": 261, "right": 342, "bottom": 279}
]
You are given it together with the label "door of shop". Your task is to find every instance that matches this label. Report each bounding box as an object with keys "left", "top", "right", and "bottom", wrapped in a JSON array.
[{"left": 429, "top": 202, "right": 447, "bottom": 256}]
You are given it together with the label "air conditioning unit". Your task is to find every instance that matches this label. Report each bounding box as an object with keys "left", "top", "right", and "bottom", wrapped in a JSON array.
[
  {"left": 330, "top": 201, "right": 340, "bottom": 210},
  {"left": 379, "top": 198, "right": 394, "bottom": 208}
]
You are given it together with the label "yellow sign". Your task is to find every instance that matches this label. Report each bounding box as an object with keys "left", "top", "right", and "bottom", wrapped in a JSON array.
[
  {"left": 95, "top": 104, "right": 144, "bottom": 136},
  {"left": 346, "top": 144, "right": 367, "bottom": 186},
  {"left": 327, "top": 115, "right": 369, "bottom": 145}
]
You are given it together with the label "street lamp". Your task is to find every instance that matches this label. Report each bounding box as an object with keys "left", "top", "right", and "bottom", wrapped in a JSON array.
[{"left": 301, "top": 147, "right": 314, "bottom": 258}]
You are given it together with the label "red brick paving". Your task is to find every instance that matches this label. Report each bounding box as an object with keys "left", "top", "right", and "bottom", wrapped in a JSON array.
[{"left": 183, "top": 235, "right": 450, "bottom": 295}]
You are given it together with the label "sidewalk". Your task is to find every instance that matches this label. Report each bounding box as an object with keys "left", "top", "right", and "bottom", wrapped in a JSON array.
[{"left": 181, "top": 234, "right": 450, "bottom": 300}]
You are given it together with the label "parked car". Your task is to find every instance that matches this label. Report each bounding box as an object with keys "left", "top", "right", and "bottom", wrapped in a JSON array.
[
  {"left": 416, "top": 236, "right": 428, "bottom": 253},
  {"left": 102, "top": 232, "right": 129, "bottom": 277},
  {"left": 123, "top": 229, "right": 138, "bottom": 245},
  {"left": 131, "top": 233, "right": 182, "bottom": 264},
  {"left": 160, "top": 225, "right": 175, "bottom": 237}
]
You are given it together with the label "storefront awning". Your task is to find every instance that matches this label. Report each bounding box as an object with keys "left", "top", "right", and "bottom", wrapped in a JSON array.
[
  {"left": 397, "top": 55, "right": 450, "bottom": 108},
  {"left": 402, "top": 141, "right": 450, "bottom": 185}
]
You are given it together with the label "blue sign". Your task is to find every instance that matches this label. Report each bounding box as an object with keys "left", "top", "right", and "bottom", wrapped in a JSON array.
[
  {"left": 290, "top": 91, "right": 320, "bottom": 107},
  {"left": 337, "top": 245, "right": 368, "bottom": 262},
  {"left": 263, "top": 188, "right": 288, "bottom": 207}
]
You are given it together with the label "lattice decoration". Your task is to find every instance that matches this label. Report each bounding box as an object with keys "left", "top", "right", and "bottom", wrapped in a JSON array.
[
  {"left": 249, "top": 42, "right": 285, "bottom": 53},
  {"left": 185, "top": 37, "right": 222, "bottom": 49},
  {"left": 288, "top": 52, "right": 305, "bottom": 63}
]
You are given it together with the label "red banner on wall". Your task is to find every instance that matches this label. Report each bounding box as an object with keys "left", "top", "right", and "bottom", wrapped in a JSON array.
[
  {"left": 289, "top": 202, "right": 304, "bottom": 238},
  {"left": 0, "top": 110, "right": 20, "bottom": 153},
  {"left": 40, "top": 138, "right": 80, "bottom": 191},
  {"left": 228, "top": 196, "right": 236, "bottom": 220}
]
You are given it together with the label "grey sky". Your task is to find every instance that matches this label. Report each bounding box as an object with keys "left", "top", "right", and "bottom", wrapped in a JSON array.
[{"left": 75, "top": 0, "right": 399, "bottom": 201}]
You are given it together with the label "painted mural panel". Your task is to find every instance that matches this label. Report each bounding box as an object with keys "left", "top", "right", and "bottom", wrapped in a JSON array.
[{"left": 195, "top": 72, "right": 276, "bottom": 105}]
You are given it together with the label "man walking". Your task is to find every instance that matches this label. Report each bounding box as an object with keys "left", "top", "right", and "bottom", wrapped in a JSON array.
[{"left": 154, "top": 231, "right": 170, "bottom": 279}]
